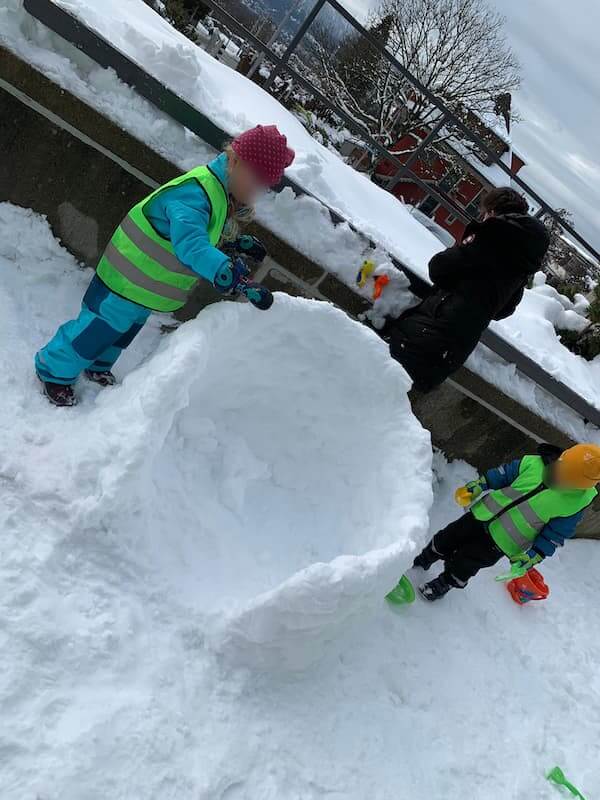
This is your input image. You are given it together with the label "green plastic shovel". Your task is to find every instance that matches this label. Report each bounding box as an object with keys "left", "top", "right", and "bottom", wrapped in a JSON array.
[
  {"left": 386, "top": 575, "right": 415, "bottom": 605},
  {"left": 547, "top": 766, "right": 587, "bottom": 800}
]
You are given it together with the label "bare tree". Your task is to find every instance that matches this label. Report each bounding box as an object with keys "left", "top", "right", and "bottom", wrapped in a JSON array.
[
  {"left": 542, "top": 208, "right": 575, "bottom": 275},
  {"left": 311, "top": 0, "right": 521, "bottom": 149}
]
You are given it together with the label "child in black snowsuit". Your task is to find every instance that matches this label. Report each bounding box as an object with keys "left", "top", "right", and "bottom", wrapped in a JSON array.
[
  {"left": 383, "top": 188, "right": 550, "bottom": 392},
  {"left": 414, "top": 444, "right": 600, "bottom": 601}
]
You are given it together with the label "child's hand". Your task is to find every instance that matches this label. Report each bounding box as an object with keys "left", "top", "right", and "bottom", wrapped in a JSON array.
[
  {"left": 237, "top": 280, "right": 274, "bottom": 310},
  {"left": 222, "top": 235, "right": 267, "bottom": 263},
  {"left": 213, "top": 257, "right": 250, "bottom": 295},
  {"left": 454, "top": 477, "right": 486, "bottom": 506},
  {"left": 236, "top": 234, "right": 267, "bottom": 263},
  {"left": 213, "top": 258, "right": 273, "bottom": 310},
  {"left": 510, "top": 552, "right": 542, "bottom": 571}
]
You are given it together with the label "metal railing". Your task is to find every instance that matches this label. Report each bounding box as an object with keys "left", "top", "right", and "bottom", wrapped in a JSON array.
[
  {"left": 208, "top": 0, "right": 600, "bottom": 263},
  {"left": 19, "top": 0, "right": 600, "bottom": 428}
]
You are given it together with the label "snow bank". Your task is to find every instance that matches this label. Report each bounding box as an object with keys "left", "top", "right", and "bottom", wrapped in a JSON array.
[
  {"left": 0, "top": 0, "right": 217, "bottom": 170},
  {"left": 3, "top": 207, "right": 600, "bottom": 798}
]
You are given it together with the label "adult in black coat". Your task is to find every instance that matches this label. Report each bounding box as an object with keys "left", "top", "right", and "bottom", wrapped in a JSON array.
[{"left": 385, "top": 188, "right": 550, "bottom": 392}]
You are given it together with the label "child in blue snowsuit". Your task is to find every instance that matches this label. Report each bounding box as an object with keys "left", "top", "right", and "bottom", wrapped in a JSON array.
[{"left": 35, "top": 124, "right": 295, "bottom": 406}]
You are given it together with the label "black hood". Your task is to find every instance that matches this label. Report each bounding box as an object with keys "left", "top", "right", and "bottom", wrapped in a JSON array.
[
  {"left": 465, "top": 214, "right": 551, "bottom": 276},
  {"left": 537, "top": 443, "right": 564, "bottom": 465}
]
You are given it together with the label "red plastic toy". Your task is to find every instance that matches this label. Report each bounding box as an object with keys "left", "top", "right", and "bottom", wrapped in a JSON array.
[{"left": 507, "top": 568, "right": 549, "bottom": 605}]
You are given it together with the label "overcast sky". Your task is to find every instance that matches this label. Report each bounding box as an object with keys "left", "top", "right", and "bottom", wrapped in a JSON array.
[{"left": 334, "top": 0, "right": 600, "bottom": 255}]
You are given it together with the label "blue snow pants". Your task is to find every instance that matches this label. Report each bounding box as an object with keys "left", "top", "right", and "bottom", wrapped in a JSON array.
[{"left": 35, "top": 275, "right": 151, "bottom": 385}]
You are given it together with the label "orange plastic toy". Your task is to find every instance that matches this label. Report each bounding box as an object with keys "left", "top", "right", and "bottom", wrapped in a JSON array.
[
  {"left": 507, "top": 568, "right": 549, "bottom": 605},
  {"left": 373, "top": 274, "right": 390, "bottom": 299}
]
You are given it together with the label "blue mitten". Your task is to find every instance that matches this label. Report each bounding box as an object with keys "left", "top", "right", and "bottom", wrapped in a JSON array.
[
  {"left": 237, "top": 281, "right": 274, "bottom": 310},
  {"left": 213, "top": 258, "right": 274, "bottom": 311},
  {"left": 213, "top": 257, "right": 250, "bottom": 295},
  {"left": 221, "top": 235, "right": 267, "bottom": 263}
]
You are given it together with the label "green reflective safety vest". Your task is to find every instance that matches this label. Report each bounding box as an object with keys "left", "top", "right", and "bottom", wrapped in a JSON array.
[
  {"left": 96, "top": 165, "right": 229, "bottom": 312},
  {"left": 471, "top": 455, "right": 596, "bottom": 557}
]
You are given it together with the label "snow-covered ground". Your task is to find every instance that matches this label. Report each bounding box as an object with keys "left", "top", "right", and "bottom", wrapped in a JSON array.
[{"left": 2, "top": 206, "right": 600, "bottom": 800}]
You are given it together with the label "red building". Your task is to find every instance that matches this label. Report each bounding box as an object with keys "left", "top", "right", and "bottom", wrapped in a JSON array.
[{"left": 374, "top": 100, "right": 526, "bottom": 243}]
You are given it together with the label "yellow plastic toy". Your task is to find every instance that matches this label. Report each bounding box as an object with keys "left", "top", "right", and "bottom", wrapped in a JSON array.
[
  {"left": 454, "top": 486, "right": 473, "bottom": 507},
  {"left": 356, "top": 260, "right": 375, "bottom": 288}
]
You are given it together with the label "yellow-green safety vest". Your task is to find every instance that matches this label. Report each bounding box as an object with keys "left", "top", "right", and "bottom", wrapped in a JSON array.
[
  {"left": 96, "top": 165, "right": 229, "bottom": 312},
  {"left": 471, "top": 455, "right": 596, "bottom": 557}
]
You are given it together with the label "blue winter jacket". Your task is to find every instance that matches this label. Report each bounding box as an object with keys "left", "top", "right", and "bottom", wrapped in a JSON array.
[
  {"left": 482, "top": 459, "right": 584, "bottom": 559},
  {"left": 144, "top": 152, "right": 230, "bottom": 284}
]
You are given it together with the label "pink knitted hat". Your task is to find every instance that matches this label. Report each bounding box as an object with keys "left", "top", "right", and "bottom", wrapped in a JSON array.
[{"left": 231, "top": 125, "right": 295, "bottom": 187}]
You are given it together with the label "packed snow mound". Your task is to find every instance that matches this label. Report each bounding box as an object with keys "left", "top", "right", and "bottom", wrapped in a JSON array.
[
  {"left": 91, "top": 297, "right": 432, "bottom": 667},
  {"left": 0, "top": 203, "right": 432, "bottom": 672}
]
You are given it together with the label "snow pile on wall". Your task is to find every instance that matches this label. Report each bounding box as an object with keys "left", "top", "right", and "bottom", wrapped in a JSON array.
[
  {"left": 519, "top": 286, "right": 588, "bottom": 334},
  {"left": 476, "top": 275, "right": 600, "bottom": 431}
]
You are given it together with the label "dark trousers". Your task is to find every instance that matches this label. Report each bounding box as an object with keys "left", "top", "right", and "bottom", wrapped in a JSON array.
[{"left": 432, "top": 512, "right": 503, "bottom": 587}]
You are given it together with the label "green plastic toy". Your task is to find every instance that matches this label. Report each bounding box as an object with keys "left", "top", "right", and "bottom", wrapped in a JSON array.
[
  {"left": 386, "top": 575, "right": 415, "bottom": 605},
  {"left": 495, "top": 562, "right": 528, "bottom": 583},
  {"left": 547, "top": 766, "right": 587, "bottom": 800}
]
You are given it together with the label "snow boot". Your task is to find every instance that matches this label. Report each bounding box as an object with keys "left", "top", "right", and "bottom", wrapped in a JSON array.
[
  {"left": 413, "top": 541, "right": 441, "bottom": 571},
  {"left": 40, "top": 380, "right": 77, "bottom": 407},
  {"left": 418, "top": 574, "right": 453, "bottom": 602},
  {"left": 84, "top": 369, "right": 117, "bottom": 387}
]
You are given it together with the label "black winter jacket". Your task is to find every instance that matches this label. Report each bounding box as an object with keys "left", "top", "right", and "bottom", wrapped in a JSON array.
[{"left": 387, "top": 213, "right": 550, "bottom": 392}]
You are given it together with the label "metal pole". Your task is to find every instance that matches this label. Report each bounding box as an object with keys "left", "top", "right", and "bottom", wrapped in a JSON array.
[
  {"left": 264, "top": 0, "right": 327, "bottom": 89},
  {"left": 247, "top": 0, "right": 306, "bottom": 79}
]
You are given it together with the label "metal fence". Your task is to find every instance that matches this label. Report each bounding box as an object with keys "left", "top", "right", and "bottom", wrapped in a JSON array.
[
  {"left": 205, "top": 0, "right": 600, "bottom": 264},
  {"left": 19, "top": 0, "right": 600, "bottom": 428}
]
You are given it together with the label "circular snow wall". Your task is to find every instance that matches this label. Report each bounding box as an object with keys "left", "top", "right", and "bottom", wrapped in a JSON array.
[{"left": 87, "top": 296, "right": 433, "bottom": 668}]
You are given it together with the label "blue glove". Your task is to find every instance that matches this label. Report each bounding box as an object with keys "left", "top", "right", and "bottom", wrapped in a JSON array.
[
  {"left": 238, "top": 281, "right": 274, "bottom": 311},
  {"left": 222, "top": 235, "right": 267, "bottom": 263},
  {"left": 213, "top": 258, "right": 274, "bottom": 311},
  {"left": 213, "top": 257, "right": 250, "bottom": 295}
]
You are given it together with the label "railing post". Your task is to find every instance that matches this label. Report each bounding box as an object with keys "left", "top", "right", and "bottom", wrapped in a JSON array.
[{"left": 264, "top": 0, "right": 327, "bottom": 90}]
